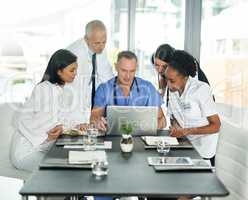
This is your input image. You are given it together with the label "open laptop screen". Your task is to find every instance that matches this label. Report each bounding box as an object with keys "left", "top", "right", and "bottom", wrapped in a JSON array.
[{"left": 106, "top": 106, "right": 158, "bottom": 136}]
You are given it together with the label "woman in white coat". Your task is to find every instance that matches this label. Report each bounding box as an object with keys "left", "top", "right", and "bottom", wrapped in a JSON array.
[{"left": 10, "top": 49, "right": 87, "bottom": 172}]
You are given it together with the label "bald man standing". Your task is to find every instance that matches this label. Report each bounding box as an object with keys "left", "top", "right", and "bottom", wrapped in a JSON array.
[{"left": 66, "top": 20, "right": 114, "bottom": 124}]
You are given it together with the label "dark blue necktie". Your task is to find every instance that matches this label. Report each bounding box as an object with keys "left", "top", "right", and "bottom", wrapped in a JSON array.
[{"left": 91, "top": 53, "right": 96, "bottom": 109}]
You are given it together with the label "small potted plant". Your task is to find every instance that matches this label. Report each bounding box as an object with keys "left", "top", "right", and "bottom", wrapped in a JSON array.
[{"left": 120, "top": 122, "right": 134, "bottom": 153}]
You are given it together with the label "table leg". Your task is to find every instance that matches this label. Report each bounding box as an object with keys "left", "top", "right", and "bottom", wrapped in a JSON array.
[
  {"left": 22, "top": 196, "right": 29, "bottom": 200},
  {"left": 36, "top": 196, "right": 47, "bottom": 200},
  {"left": 201, "top": 197, "right": 212, "bottom": 200},
  {"left": 70, "top": 196, "right": 79, "bottom": 200}
]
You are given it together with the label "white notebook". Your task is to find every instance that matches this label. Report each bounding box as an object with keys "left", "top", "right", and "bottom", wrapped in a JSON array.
[
  {"left": 142, "top": 136, "right": 179, "bottom": 146},
  {"left": 69, "top": 151, "right": 107, "bottom": 164}
]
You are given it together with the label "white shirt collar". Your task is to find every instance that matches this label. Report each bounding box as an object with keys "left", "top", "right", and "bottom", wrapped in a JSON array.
[
  {"left": 83, "top": 38, "right": 95, "bottom": 58},
  {"left": 179, "top": 76, "right": 193, "bottom": 98},
  {"left": 171, "top": 76, "right": 193, "bottom": 99}
]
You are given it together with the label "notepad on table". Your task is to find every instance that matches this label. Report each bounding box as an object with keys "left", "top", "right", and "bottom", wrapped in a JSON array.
[
  {"left": 68, "top": 150, "right": 107, "bottom": 165},
  {"left": 64, "top": 141, "right": 112, "bottom": 149},
  {"left": 142, "top": 136, "right": 179, "bottom": 146}
]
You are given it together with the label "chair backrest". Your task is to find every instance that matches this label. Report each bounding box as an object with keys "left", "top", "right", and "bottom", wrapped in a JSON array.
[
  {"left": 0, "top": 103, "right": 30, "bottom": 180},
  {"left": 216, "top": 102, "right": 248, "bottom": 129},
  {"left": 214, "top": 119, "right": 248, "bottom": 200}
]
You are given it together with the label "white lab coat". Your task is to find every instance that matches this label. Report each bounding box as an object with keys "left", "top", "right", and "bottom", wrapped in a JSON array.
[
  {"left": 66, "top": 39, "right": 114, "bottom": 122},
  {"left": 10, "top": 81, "right": 86, "bottom": 171}
]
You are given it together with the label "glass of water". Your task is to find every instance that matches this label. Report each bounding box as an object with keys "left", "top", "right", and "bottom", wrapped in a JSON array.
[
  {"left": 157, "top": 139, "right": 170, "bottom": 155},
  {"left": 84, "top": 123, "right": 98, "bottom": 150},
  {"left": 91, "top": 160, "right": 109, "bottom": 176},
  {"left": 87, "top": 123, "right": 98, "bottom": 144}
]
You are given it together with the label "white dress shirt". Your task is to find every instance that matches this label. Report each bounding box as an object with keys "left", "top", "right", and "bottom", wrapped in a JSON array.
[
  {"left": 167, "top": 77, "right": 219, "bottom": 158},
  {"left": 66, "top": 39, "right": 114, "bottom": 122}
]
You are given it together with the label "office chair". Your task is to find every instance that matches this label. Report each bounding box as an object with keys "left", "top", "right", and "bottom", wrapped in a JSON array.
[
  {"left": 0, "top": 103, "right": 31, "bottom": 200},
  {"left": 212, "top": 119, "right": 248, "bottom": 200}
]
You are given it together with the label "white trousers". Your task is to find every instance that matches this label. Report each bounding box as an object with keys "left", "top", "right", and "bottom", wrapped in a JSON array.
[{"left": 10, "top": 131, "right": 50, "bottom": 172}]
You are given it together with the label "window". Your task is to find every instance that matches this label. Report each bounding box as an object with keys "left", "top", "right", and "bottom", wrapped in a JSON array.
[
  {"left": 201, "top": 0, "right": 248, "bottom": 107},
  {"left": 0, "top": 0, "right": 128, "bottom": 103},
  {"left": 134, "top": 0, "right": 185, "bottom": 88}
]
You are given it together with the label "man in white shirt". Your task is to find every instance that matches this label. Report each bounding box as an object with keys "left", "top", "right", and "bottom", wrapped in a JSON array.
[
  {"left": 165, "top": 50, "right": 221, "bottom": 166},
  {"left": 66, "top": 20, "right": 114, "bottom": 123}
]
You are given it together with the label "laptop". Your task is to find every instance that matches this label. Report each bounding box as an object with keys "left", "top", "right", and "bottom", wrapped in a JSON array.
[{"left": 106, "top": 106, "right": 158, "bottom": 136}]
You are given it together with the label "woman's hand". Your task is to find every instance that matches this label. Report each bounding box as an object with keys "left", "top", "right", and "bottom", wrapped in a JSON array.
[
  {"left": 169, "top": 126, "right": 189, "bottom": 138},
  {"left": 79, "top": 123, "right": 89, "bottom": 132},
  {"left": 47, "top": 125, "right": 63, "bottom": 141}
]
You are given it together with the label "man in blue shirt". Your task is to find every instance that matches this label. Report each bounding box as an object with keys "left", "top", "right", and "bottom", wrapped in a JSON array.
[{"left": 90, "top": 50, "right": 166, "bottom": 131}]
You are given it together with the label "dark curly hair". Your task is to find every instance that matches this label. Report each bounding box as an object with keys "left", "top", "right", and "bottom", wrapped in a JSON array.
[{"left": 168, "top": 50, "right": 197, "bottom": 77}]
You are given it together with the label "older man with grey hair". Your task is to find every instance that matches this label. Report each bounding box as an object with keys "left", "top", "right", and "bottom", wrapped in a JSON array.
[{"left": 66, "top": 20, "right": 114, "bottom": 124}]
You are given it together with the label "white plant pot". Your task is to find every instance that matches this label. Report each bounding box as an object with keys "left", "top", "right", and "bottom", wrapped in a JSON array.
[
  {"left": 120, "top": 134, "right": 134, "bottom": 153},
  {"left": 120, "top": 143, "right": 134, "bottom": 153}
]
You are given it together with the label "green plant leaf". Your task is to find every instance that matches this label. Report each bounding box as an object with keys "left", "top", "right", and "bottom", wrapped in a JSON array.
[{"left": 120, "top": 122, "right": 133, "bottom": 135}]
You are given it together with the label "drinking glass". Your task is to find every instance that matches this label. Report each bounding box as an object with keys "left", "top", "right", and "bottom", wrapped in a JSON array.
[
  {"left": 87, "top": 123, "right": 98, "bottom": 144},
  {"left": 84, "top": 123, "right": 98, "bottom": 150},
  {"left": 157, "top": 139, "right": 170, "bottom": 155},
  {"left": 91, "top": 159, "right": 109, "bottom": 176}
]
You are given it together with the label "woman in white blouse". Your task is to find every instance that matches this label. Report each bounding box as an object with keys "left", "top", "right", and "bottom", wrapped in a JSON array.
[
  {"left": 10, "top": 49, "right": 87, "bottom": 171},
  {"left": 165, "top": 50, "right": 221, "bottom": 166}
]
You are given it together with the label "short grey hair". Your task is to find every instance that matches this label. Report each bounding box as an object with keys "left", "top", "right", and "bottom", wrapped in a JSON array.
[
  {"left": 85, "top": 20, "right": 106, "bottom": 37},
  {"left": 117, "top": 51, "right": 138, "bottom": 62}
]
